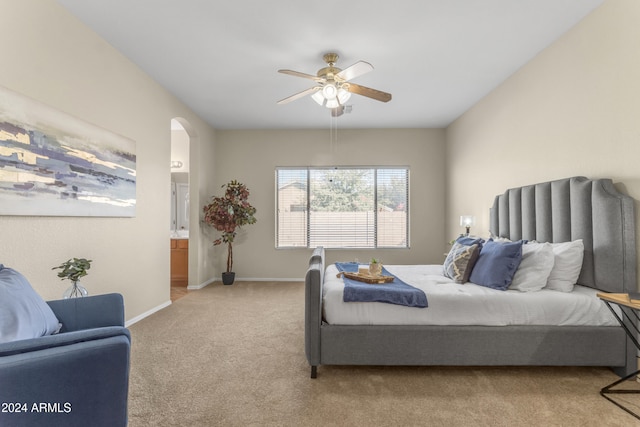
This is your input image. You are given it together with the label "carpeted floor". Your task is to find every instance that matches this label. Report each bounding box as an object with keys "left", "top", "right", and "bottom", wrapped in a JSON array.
[{"left": 128, "top": 281, "right": 640, "bottom": 427}]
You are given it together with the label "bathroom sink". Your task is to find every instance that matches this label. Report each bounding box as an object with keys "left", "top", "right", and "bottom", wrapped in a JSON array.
[{"left": 171, "top": 229, "right": 189, "bottom": 239}]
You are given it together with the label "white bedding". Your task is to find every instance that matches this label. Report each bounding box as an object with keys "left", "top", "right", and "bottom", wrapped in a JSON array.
[{"left": 323, "top": 264, "right": 619, "bottom": 326}]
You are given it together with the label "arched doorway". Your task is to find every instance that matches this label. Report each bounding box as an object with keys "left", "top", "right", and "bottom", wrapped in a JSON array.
[{"left": 170, "top": 119, "right": 190, "bottom": 301}]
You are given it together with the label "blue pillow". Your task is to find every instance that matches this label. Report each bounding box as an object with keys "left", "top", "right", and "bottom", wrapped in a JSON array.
[
  {"left": 0, "top": 265, "right": 61, "bottom": 343},
  {"left": 469, "top": 240, "right": 524, "bottom": 291},
  {"left": 456, "top": 236, "right": 485, "bottom": 251}
]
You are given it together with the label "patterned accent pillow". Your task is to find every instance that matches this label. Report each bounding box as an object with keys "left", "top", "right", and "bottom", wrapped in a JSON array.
[{"left": 443, "top": 242, "right": 480, "bottom": 283}]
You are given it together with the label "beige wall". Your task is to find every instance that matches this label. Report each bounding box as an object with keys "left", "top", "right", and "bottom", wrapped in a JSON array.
[
  {"left": 212, "top": 129, "right": 446, "bottom": 277},
  {"left": 0, "top": 0, "right": 217, "bottom": 321},
  {"left": 446, "top": 0, "right": 640, "bottom": 284},
  {"left": 5, "top": 0, "right": 636, "bottom": 321}
]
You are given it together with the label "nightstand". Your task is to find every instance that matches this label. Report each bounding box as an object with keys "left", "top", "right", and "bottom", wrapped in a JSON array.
[{"left": 596, "top": 292, "right": 640, "bottom": 421}]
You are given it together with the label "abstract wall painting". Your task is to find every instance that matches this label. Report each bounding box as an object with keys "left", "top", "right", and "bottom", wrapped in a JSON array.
[{"left": 0, "top": 85, "right": 136, "bottom": 217}]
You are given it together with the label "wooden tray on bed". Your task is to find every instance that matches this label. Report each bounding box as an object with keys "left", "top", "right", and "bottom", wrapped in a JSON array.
[{"left": 337, "top": 271, "right": 394, "bottom": 284}]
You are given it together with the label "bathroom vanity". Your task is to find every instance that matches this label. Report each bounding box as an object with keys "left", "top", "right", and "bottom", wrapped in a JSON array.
[{"left": 170, "top": 237, "right": 188, "bottom": 287}]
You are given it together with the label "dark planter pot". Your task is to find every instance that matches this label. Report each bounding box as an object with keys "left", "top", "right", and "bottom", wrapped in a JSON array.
[{"left": 222, "top": 272, "right": 235, "bottom": 285}]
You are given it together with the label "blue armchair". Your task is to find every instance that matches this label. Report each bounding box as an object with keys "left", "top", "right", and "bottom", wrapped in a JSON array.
[{"left": 0, "top": 293, "right": 131, "bottom": 427}]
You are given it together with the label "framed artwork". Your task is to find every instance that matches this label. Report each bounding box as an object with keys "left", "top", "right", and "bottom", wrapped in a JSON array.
[{"left": 0, "top": 85, "right": 136, "bottom": 217}]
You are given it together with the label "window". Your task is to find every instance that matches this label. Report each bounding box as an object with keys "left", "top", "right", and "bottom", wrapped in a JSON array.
[{"left": 276, "top": 167, "right": 409, "bottom": 249}]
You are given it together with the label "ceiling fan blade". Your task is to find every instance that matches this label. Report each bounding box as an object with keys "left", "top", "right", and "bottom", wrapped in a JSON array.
[
  {"left": 336, "top": 61, "right": 373, "bottom": 81},
  {"left": 278, "top": 69, "right": 323, "bottom": 82},
  {"left": 331, "top": 105, "right": 344, "bottom": 117},
  {"left": 346, "top": 83, "right": 392, "bottom": 103},
  {"left": 276, "top": 86, "right": 320, "bottom": 104}
]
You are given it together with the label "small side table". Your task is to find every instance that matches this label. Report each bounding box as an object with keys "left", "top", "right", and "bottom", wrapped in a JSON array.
[{"left": 597, "top": 292, "right": 640, "bottom": 420}]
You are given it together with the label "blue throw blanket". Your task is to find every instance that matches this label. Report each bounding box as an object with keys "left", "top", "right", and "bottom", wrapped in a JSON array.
[{"left": 335, "top": 262, "right": 428, "bottom": 308}]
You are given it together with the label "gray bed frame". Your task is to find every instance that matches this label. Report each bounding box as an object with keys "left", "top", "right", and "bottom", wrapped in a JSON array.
[{"left": 305, "top": 177, "right": 637, "bottom": 378}]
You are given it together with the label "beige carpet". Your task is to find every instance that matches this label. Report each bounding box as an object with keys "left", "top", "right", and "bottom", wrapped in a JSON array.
[{"left": 128, "top": 281, "right": 640, "bottom": 427}]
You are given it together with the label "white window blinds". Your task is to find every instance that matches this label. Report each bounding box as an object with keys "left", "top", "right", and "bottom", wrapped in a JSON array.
[{"left": 276, "top": 167, "right": 409, "bottom": 249}]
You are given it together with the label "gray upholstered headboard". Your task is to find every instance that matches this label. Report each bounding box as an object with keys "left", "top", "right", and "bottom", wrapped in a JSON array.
[{"left": 489, "top": 176, "right": 636, "bottom": 293}]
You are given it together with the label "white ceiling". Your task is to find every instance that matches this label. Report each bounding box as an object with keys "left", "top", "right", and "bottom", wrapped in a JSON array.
[{"left": 56, "top": 0, "right": 603, "bottom": 130}]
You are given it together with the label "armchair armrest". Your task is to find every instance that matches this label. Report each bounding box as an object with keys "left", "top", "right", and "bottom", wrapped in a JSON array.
[
  {"left": 47, "top": 293, "right": 124, "bottom": 332},
  {"left": 0, "top": 326, "right": 129, "bottom": 357}
]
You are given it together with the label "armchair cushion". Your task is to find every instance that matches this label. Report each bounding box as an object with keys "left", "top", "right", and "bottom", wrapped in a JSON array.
[{"left": 0, "top": 265, "right": 60, "bottom": 344}]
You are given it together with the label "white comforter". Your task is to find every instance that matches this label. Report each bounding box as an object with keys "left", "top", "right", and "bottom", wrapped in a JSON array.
[{"left": 323, "top": 264, "right": 618, "bottom": 326}]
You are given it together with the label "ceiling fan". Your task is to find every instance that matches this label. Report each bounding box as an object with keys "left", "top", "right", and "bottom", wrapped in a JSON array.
[{"left": 277, "top": 53, "right": 392, "bottom": 117}]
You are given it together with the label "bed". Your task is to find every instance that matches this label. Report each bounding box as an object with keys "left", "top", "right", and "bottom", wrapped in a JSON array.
[{"left": 304, "top": 176, "right": 637, "bottom": 378}]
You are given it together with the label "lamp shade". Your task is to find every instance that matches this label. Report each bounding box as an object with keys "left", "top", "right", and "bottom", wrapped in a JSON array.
[
  {"left": 322, "top": 84, "right": 337, "bottom": 99},
  {"left": 337, "top": 87, "right": 351, "bottom": 104},
  {"left": 311, "top": 91, "right": 325, "bottom": 106},
  {"left": 460, "top": 215, "right": 475, "bottom": 227}
]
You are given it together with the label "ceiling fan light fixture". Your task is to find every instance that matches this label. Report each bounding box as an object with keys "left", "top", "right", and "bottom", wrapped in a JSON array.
[
  {"left": 337, "top": 87, "right": 351, "bottom": 104},
  {"left": 325, "top": 98, "right": 340, "bottom": 109},
  {"left": 322, "top": 83, "right": 338, "bottom": 99},
  {"left": 311, "top": 91, "right": 326, "bottom": 106},
  {"left": 311, "top": 84, "right": 351, "bottom": 109}
]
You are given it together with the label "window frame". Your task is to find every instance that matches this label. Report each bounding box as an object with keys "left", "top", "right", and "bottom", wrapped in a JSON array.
[{"left": 275, "top": 166, "right": 410, "bottom": 249}]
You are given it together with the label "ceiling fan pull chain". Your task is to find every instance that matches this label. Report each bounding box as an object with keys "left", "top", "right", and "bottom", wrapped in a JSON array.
[{"left": 329, "top": 114, "right": 338, "bottom": 155}]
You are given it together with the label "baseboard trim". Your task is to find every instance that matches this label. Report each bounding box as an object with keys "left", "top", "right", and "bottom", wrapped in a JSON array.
[
  {"left": 189, "top": 277, "right": 303, "bottom": 289},
  {"left": 125, "top": 300, "right": 171, "bottom": 327},
  {"left": 188, "top": 278, "right": 216, "bottom": 290},
  {"left": 236, "top": 277, "right": 304, "bottom": 282}
]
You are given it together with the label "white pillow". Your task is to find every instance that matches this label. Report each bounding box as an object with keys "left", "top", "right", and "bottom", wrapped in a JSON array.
[
  {"left": 545, "top": 240, "right": 584, "bottom": 292},
  {"left": 509, "top": 242, "right": 555, "bottom": 292}
]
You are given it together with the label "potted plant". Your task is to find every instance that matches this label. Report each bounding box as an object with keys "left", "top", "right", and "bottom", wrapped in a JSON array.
[
  {"left": 203, "top": 180, "right": 257, "bottom": 285},
  {"left": 52, "top": 257, "right": 92, "bottom": 298}
]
